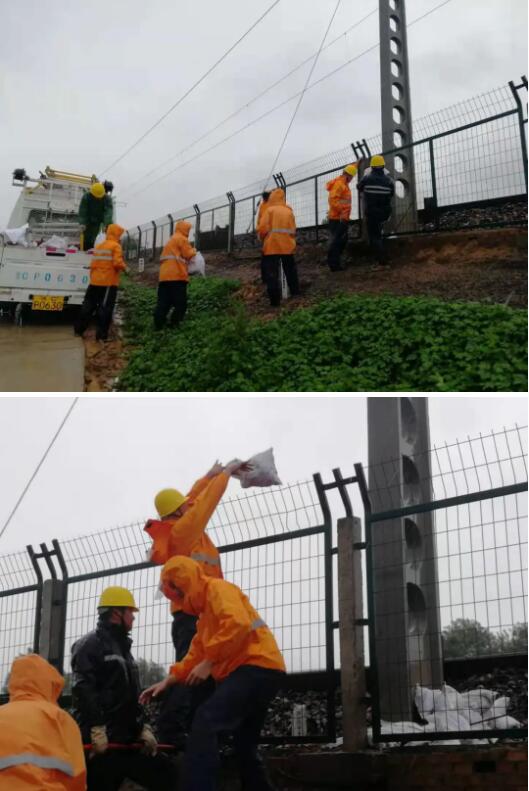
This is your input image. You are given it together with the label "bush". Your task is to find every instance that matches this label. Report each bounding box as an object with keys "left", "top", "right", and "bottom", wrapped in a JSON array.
[{"left": 117, "top": 278, "right": 527, "bottom": 392}]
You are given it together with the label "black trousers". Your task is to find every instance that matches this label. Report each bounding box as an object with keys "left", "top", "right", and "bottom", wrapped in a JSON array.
[
  {"left": 157, "top": 612, "right": 215, "bottom": 746},
  {"left": 86, "top": 750, "right": 178, "bottom": 791},
  {"left": 74, "top": 285, "right": 117, "bottom": 340},
  {"left": 262, "top": 255, "right": 299, "bottom": 307},
  {"left": 327, "top": 219, "right": 349, "bottom": 270},
  {"left": 366, "top": 209, "right": 391, "bottom": 264},
  {"left": 154, "top": 281, "right": 188, "bottom": 329},
  {"left": 82, "top": 223, "right": 102, "bottom": 251},
  {"left": 182, "top": 665, "right": 283, "bottom": 791}
]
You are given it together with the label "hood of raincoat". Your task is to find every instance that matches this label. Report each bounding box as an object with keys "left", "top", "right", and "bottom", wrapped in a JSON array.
[
  {"left": 175, "top": 220, "right": 192, "bottom": 238},
  {"left": 161, "top": 556, "right": 207, "bottom": 616},
  {"left": 267, "top": 188, "right": 286, "bottom": 206},
  {"left": 106, "top": 223, "right": 125, "bottom": 241},
  {"left": 326, "top": 175, "right": 345, "bottom": 192},
  {"left": 8, "top": 653, "right": 64, "bottom": 703}
]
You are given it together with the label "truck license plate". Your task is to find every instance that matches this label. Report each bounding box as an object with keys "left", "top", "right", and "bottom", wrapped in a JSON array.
[{"left": 32, "top": 295, "right": 64, "bottom": 311}]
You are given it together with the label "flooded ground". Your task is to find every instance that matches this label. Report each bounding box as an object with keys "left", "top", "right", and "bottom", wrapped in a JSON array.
[{"left": 0, "top": 318, "right": 85, "bottom": 392}]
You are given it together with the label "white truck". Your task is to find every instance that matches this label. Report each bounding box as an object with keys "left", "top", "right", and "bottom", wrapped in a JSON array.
[{"left": 0, "top": 167, "right": 108, "bottom": 324}]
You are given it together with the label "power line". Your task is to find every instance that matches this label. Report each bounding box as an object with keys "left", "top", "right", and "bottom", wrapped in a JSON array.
[
  {"left": 101, "top": 0, "right": 282, "bottom": 176},
  {"left": 262, "top": 0, "right": 342, "bottom": 191},
  {"left": 120, "top": 5, "right": 378, "bottom": 195},
  {"left": 0, "top": 398, "right": 78, "bottom": 544},
  {"left": 127, "top": 0, "right": 455, "bottom": 200}
]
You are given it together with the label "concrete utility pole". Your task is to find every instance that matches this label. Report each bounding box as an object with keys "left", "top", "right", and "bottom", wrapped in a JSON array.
[
  {"left": 367, "top": 397, "right": 443, "bottom": 722},
  {"left": 379, "top": 0, "right": 418, "bottom": 231}
]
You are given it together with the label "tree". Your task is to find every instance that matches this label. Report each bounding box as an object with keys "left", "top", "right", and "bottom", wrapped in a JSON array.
[
  {"left": 136, "top": 658, "right": 166, "bottom": 688},
  {"left": 442, "top": 619, "right": 498, "bottom": 658}
]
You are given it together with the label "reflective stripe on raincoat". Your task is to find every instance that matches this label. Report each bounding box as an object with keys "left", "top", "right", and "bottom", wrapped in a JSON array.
[
  {"left": 0, "top": 654, "right": 86, "bottom": 791},
  {"left": 90, "top": 223, "right": 126, "bottom": 287},
  {"left": 257, "top": 189, "right": 296, "bottom": 256},
  {"left": 144, "top": 473, "right": 227, "bottom": 613},
  {"left": 162, "top": 557, "right": 286, "bottom": 682},
  {"left": 159, "top": 221, "right": 197, "bottom": 282}
]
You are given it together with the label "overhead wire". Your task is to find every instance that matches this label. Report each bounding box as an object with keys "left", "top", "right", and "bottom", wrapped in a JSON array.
[
  {"left": 0, "top": 398, "right": 78, "bottom": 544},
  {"left": 120, "top": 5, "right": 378, "bottom": 195},
  {"left": 101, "top": 0, "right": 282, "bottom": 176},
  {"left": 126, "top": 0, "right": 455, "bottom": 200},
  {"left": 262, "top": 0, "right": 342, "bottom": 191}
]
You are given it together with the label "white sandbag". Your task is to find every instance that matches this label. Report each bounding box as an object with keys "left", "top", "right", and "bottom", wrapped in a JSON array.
[
  {"left": 459, "top": 688, "right": 497, "bottom": 714},
  {"left": 40, "top": 234, "right": 67, "bottom": 249},
  {"left": 188, "top": 251, "right": 206, "bottom": 277},
  {"left": 1, "top": 223, "right": 29, "bottom": 245},
  {"left": 415, "top": 685, "right": 435, "bottom": 717},
  {"left": 481, "top": 696, "right": 510, "bottom": 725},
  {"left": 492, "top": 715, "right": 521, "bottom": 729},
  {"left": 229, "top": 448, "right": 282, "bottom": 488},
  {"left": 94, "top": 231, "right": 106, "bottom": 247}
]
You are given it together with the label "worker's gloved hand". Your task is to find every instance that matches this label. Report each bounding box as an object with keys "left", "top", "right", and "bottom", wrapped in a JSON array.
[
  {"left": 90, "top": 725, "right": 109, "bottom": 755},
  {"left": 139, "top": 724, "right": 158, "bottom": 756},
  {"left": 206, "top": 460, "right": 224, "bottom": 478}
]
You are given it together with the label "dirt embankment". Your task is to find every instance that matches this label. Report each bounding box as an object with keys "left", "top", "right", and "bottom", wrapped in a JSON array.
[{"left": 85, "top": 227, "right": 527, "bottom": 389}]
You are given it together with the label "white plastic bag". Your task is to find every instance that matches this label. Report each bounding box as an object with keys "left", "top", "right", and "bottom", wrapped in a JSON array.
[
  {"left": 94, "top": 231, "right": 106, "bottom": 247},
  {"left": 188, "top": 251, "right": 206, "bottom": 277},
  {"left": 40, "top": 234, "right": 67, "bottom": 250},
  {"left": 230, "top": 448, "right": 282, "bottom": 489},
  {"left": 1, "top": 223, "right": 29, "bottom": 246}
]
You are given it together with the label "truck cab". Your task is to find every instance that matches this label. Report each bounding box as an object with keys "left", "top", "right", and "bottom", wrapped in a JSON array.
[{"left": 0, "top": 167, "right": 113, "bottom": 323}]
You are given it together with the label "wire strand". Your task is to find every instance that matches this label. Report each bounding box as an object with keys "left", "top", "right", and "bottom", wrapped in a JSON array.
[
  {"left": 126, "top": 0, "right": 455, "bottom": 203},
  {"left": 0, "top": 398, "right": 78, "bottom": 544},
  {"left": 120, "top": 5, "right": 378, "bottom": 195},
  {"left": 262, "top": 0, "right": 342, "bottom": 191},
  {"left": 101, "top": 1, "right": 282, "bottom": 176}
]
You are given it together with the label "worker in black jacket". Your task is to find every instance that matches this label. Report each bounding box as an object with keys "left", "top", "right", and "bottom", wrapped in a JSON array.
[
  {"left": 71, "top": 586, "right": 178, "bottom": 791},
  {"left": 357, "top": 155, "right": 395, "bottom": 267}
]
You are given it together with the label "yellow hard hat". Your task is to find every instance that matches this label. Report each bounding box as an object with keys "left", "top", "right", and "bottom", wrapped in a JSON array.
[
  {"left": 155, "top": 488, "right": 188, "bottom": 518},
  {"left": 344, "top": 164, "right": 357, "bottom": 177},
  {"left": 371, "top": 155, "right": 385, "bottom": 169},
  {"left": 98, "top": 586, "right": 138, "bottom": 610},
  {"left": 90, "top": 182, "right": 105, "bottom": 199}
]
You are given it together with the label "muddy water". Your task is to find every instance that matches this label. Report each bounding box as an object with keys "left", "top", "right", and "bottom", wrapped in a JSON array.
[{"left": 0, "top": 324, "right": 85, "bottom": 392}]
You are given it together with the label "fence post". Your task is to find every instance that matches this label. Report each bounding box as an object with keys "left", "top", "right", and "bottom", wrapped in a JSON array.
[
  {"left": 338, "top": 516, "right": 367, "bottom": 751},
  {"left": 227, "top": 192, "right": 235, "bottom": 254},
  {"left": 151, "top": 220, "right": 157, "bottom": 262},
  {"left": 509, "top": 79, "right": 528, "bottom": 193},
  {"left": 39, "top": 578, "right": 68, "bottom": 673},
  {"left": 428, "top": 138, "right": 440, "bottom": 230},
  {"left": 193, "top": 205, "right": 201, "bottom": 249},
  {"left": 313, "top": 473, "right": 336, "bottom": 742},
  {"left": 136, "top": 226, "right": 141, "bottom": 263},
  {"left": 314, "top": 176, "right": 319, "bottom": 242},
  {"left": 27, "top": 544, "right": 44, "bottom": 653}
]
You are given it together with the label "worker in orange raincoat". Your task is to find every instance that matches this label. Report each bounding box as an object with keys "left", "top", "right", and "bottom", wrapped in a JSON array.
[
  {"left": 326, "top": 163, "right": 359, "bottom": 271},
  {"left": 257, "top": 188, "right": 299, "bottom": 308},
  {"left": 144, "top": 459, "right": 245, "bottom": 745},
  {"left": 153, "top": 220, "right": 196, "bottom": 330},
  {"left": 140, "top": 556, "right": 286, "bottom": 791},
  {"left": 74, "top": 223, "right": 127, "bottom": 341},
  {"left": 0, "top": 653, "right": 86, "bottom": 791}
]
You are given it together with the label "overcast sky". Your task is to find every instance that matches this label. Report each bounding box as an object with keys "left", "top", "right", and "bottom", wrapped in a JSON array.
[
  {"left": 0, "top": 395, "right": 526, "bottom": 556},
  {"left": 1, "top": 0, "right": 527, "bottom": 229}
]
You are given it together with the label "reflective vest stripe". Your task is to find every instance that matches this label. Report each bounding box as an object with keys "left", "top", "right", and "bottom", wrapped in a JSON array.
[
  {"left": 268, "top": 228, "right": 295, "bottom": 235},
  {"left": 363, "top": 186, "right": 393, "bottom": 193},
  {"left": 0, "top": 753, "right": 75, "bottom": 776},
  {"left": 190, "top": 552, "right": 221, "bottom": 566},
  {"left": 160, "top": 255, "right": 187, "bottom": 264},
  {"left": 336, "top": 199, "right": 351, "bottom": 204},
  {"left": 251, "top": 618, "right": 266, "bottom": 629},
  {"left": 92, "top": 249, "right": 113, "bottom": 258}
]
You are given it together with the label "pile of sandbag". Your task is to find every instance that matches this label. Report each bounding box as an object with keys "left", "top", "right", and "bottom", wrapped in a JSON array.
[
  {"left": 379, "top": 683, "right": 522, "bottom": 746},
  {"left": 0, "top": 223, "right": 29, "bottom": 246}
]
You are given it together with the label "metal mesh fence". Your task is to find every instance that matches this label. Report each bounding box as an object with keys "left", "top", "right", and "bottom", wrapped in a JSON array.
[{"left": 123, "top": 80, "right": 527, "bottom": 261}]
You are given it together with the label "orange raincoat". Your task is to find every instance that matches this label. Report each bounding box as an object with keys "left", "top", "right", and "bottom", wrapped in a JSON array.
[
  {"left": 144, "top": 473, "right": 227, "bottom": 613},
  {"left": 159, "top": 221, "right": 197, "bottom": 283},
  {"left": 162, "top": 557, "right": 286, "bottom": 682},
  {"left": 257, "top": 189, "right": 296, "bottom": 256},
  {"left": 326, "top": 171, "right": 356, "bottom": 221},
  {"left": 89, "top": 223, "right": 126, "bottom": 287},
  {"left": 0, "top": 654, "right": 86, "bottom": 791}
]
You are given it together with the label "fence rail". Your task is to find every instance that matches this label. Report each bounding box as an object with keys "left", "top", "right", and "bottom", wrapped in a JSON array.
[
  {"left": 123, "top": 78, "right": 528, "bottom": 263},
  {"left": 0, "top": 426, "right": 527, "bottom": 744}
]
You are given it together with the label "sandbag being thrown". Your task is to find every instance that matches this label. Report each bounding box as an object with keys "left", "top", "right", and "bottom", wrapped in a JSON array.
[{"left": 229, "top": 448, "right": 282, "bottom": 488}]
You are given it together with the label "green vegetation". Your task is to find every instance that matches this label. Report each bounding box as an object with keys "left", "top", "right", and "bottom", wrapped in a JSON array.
[
  {"left": 117, "top": 278, "right": 527, "bottom": 392},
  {"left": 443, "top": 619, "right": 528, "bottom": 658}
]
